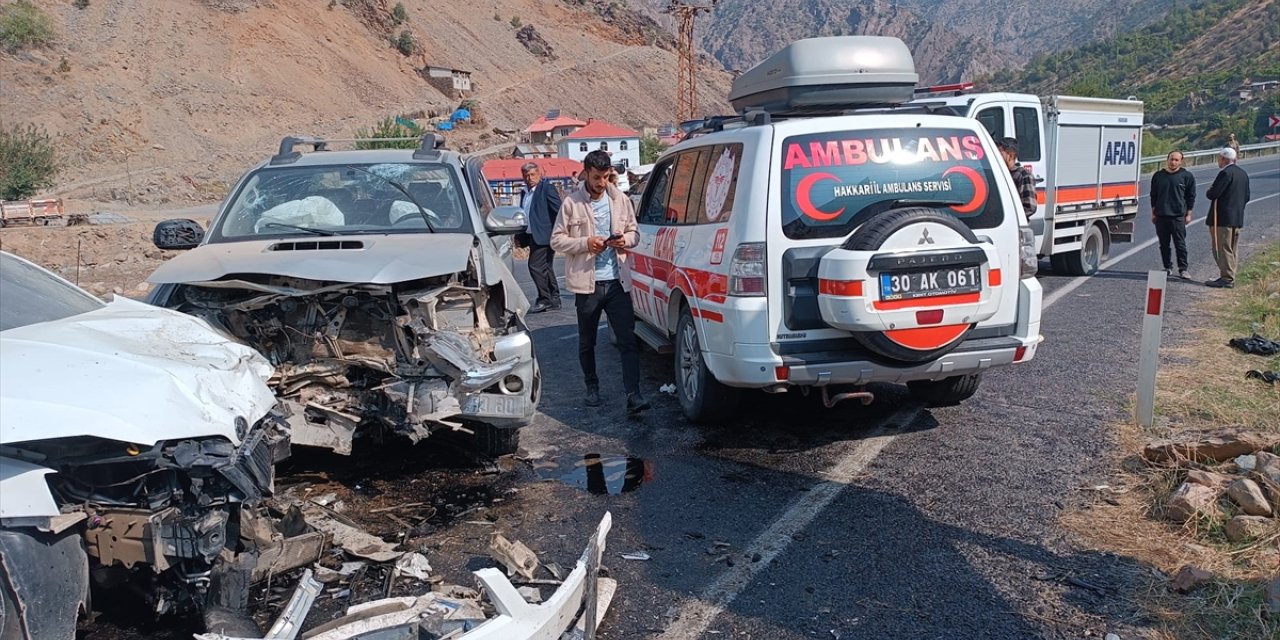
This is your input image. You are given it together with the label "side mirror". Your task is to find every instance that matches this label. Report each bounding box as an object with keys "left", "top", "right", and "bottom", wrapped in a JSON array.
[
  {"left": 484, "top": 206, "right": 527, "bottom": 235},
  {"left": 153, "top": 219, "right": 205, "bottom": 250}
]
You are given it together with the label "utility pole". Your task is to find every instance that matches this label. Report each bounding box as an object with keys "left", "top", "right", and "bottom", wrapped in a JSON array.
[{"left": 666, "top": 1, "right": 716, "bottom": 124}]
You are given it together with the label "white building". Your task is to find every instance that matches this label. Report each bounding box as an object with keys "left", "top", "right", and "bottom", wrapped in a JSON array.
[{"left": 556, "top": 119, "right": 641, "bottom": 169}]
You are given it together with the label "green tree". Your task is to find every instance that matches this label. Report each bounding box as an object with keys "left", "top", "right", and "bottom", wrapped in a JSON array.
[
  {"left": 639, "top": 135, "right": 668, "bottom": 164},
  {"left": 0, "top": 1, "right": 55, "bottom": 52},
  {"left": 0, "top": 122, "right": 60, "bottom": 200},
  {"left": 354, "top": 116, "right": 423, "bottom": 150}
]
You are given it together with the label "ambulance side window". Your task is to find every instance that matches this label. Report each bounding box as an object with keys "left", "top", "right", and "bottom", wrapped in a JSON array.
[
  {"left": 683, "top": 149, "right": 713, "bottom": 224},
  {"left": 1013, "top": 107, "right": 1041, "bottom": 161},
  {"left": 663, "top": 150, "right": 704, "bottom": 225},
  {"left": 694, "top": 144, "right": 742, "bottom": 224},
  {"left": 638, "top": 160, "right": 675, "bottom": 225},
  {"left": 976, "top": 107, "right": 1004, "bottom": 141}
]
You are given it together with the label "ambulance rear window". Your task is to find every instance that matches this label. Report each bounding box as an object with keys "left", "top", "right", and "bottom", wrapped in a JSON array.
[{"left": 778, "top": 127, "right": 1004, "bottom": 239}]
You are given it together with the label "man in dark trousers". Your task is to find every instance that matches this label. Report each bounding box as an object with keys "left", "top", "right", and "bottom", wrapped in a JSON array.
[
  {"left": 550, "top": 150, "right": 649, "bottom": 414},
  {"left": 1205, "top": 147, "right": 1251, "bottom": 288},
  {"left": 1149, "top": 150, "right": 1195, "bottom": 279},
  {"left": 519, "top": 162, "right": 563, "bottom": 312}
]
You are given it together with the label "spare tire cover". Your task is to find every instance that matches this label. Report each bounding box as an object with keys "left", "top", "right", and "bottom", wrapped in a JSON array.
[{"left": 842, "top": 206, "right": 980, "bottom": 363}]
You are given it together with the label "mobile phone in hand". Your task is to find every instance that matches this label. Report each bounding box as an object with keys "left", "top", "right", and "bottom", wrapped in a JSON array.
[{"left": 607, "top": 233, "right": 622, "bottom": 242}]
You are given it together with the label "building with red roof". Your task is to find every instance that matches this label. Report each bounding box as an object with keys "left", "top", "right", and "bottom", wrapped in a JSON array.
[
  {"left": 524, "top": 110, "right": 587, "bottom": 144},
  {"left": 481, "top": 157, "right": 582, "bottom": 206},
  {"left": 557, "top": 119, "right": 641, "bottom": 169}
]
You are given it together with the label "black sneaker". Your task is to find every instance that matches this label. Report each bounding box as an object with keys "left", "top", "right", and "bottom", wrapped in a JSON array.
[
  {"left": 584, "top": 387, "right": 600, "bottom": 407},
  {"left": 626, "top": 392, "right": 650, "bottom": 415},
  {"left": 1205, "top": 278, "right": 1234, "bottom": 288},
  {"left": 529, "top": 302, "right": 551, "bottom": 314}
]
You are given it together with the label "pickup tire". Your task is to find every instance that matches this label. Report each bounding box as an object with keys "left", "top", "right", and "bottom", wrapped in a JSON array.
[
  {"left": 675, "top": 309, "right": 739, "bottom": 423},
  {"left": 474, "top": 422, "right": 520, "bottom": 457},
  {"left": 907, "top": 373, "right": 983, "bottom": 406},
  {"left": 841, "top": 207, "right": 979, "bottom": 363}
]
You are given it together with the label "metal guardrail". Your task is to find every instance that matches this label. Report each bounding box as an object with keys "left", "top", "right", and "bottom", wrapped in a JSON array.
[{"left": 1140, "top": 140, "right": 1280, "bottom": 172}]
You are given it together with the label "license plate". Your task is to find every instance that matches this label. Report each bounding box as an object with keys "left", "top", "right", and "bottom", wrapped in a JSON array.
[
  {"left": 462, "top": 393, "right": 529, "bottom": 418},
  {"left": 879, "top": 266, "right": 981, "bottom": 301}
]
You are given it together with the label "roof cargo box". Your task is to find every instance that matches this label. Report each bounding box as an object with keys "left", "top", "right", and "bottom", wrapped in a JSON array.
[{"left": 728, "top": 36, "right": 919, "bottom": 114}]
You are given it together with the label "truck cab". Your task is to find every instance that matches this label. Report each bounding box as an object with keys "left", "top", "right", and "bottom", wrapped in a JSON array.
[{"left": 910, "top": 84, "right": 1144, "bottom": 275}]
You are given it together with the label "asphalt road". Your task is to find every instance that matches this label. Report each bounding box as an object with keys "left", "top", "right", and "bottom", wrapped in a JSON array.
[{"left": 478, "top": 154, "right": 1279, "bottom": 639}]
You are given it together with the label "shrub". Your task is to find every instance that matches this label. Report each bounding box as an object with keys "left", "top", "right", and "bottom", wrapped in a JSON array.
[
  {"left": 0, "top": 122, "right": 60, "bottom": 201},
  {"left": 72, "top": 0, "right": 90, "bottom": 9},
  {"left": 510, "top": 16, "right": 521, "bottom": 28},
  {"left": 640, "top": 135, "right": 668, "bottom": 164},
  {"left": 0, "top": 1, "right": 56, "bottom": 51},
  {"left": 395, "top": 29, "right": 414, "bottom": 55},
  {"left": 56, "top": 56, "right": 69, "bottom": 72},
  {"left": 391, "top": 2, "right": 407, "bottom": 25},
  {"left": 354, "top": 116, "right": 422, "bottom": 150}
]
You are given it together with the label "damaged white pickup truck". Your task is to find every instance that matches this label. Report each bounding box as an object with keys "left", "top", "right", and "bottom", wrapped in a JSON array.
[
  {"left": 0, "top": 251, "right": 315, "bottom": 639},
  {"left": 146, "top": 135, "right": 541, "bottom": 457}
]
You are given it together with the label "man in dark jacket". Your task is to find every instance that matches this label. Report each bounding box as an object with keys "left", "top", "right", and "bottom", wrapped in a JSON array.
[
  {"left": 519, "top": 163, "right": 564, "bottom": 312},
  {"left": 1149, "top": 150, "right": 1196, "bottom": 279},
  {"left": 1204, "top": 147, "right": 1251, "bottom": 288}
]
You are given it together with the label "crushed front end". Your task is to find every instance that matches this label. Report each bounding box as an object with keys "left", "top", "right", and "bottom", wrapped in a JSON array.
[{"left": 166, "top": 256, "right": 538, "bottom": 455}]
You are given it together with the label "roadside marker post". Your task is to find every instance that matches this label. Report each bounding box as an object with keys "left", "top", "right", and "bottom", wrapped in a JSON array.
[{"left": 1135, "top": 270, "right": 1167, "bottom": 427}]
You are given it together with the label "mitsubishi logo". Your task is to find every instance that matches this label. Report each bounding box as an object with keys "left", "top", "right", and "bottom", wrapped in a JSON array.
[{"left": 918, "top": 228, "right": 935, "bottom": 245}]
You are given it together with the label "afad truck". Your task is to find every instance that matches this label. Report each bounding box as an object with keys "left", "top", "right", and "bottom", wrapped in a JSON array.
[{"left": 909, "top": 83, "right": 1144, "bottom": 275}]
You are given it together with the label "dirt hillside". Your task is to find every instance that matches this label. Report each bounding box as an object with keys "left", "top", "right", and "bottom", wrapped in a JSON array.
[{"left": 1, "top": 0, "right": 733, "bottom": 209}]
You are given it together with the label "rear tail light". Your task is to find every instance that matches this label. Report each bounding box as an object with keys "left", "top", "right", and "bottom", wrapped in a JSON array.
[
  {"left": 775, "top": 366, "right": 790, "bottom": 381},
  {"left": 915, "top": 309, "right": 944, "bottom": 325},
  {"left": 1019, "top": 227, "right": 1038, "bottom": 279},
  {"left": 729, "top": 243, "right": 767, "bottom": 297},
  {"left": 1014, "top": 346, "right": 1027, "bottom": 362}
]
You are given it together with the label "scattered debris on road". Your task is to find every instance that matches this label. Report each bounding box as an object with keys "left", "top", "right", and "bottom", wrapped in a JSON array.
[{"left": 194, "top": 512, "right": 617, "bottom": 640}]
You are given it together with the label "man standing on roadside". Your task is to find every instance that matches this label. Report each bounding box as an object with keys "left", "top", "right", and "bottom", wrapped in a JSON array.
[
  {"left": 1205, "top": 147, "right": 1251, "bottom": 288},
  {"left": 996, "top": 137, "right": 1037, "bottom": 220},
  {"left": 519, "top": 163, "right": 563, "bottom": 313},
  {"left": 550, "top": 150, "right": 649, "bottom": 414},
  {"left": 1149, "top": 150, "right": 1195, "bottom": 279}
]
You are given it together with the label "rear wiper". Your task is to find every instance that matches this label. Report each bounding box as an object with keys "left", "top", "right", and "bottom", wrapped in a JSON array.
[
  {"left": 346, "top": 165, "right": 436, "bottom": 233},
  {"left": 261, "top": 222, "right": 336, "bottom": 236}
]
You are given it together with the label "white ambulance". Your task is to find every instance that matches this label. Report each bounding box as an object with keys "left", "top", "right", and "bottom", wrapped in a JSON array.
[
  {"left": 628, "top": 36, "right": 1044, "bottom": 422},
  {"left": 908, "top": 83, "right": 1144, "bottom": 275}
]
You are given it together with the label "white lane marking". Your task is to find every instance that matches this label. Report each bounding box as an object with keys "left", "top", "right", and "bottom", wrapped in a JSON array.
[
  {"left": 655, "top": 189, "right": 1280, "bottom": 638},
  {"left": 654, "top": 407, "right": 918, "bottom": 640},
  {"left": 1042, "top": 191, "right": 1280, "bottom": 309}
]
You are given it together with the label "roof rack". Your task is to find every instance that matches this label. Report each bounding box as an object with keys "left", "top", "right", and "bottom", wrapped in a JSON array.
[
  {"left": 268, "top": 133, "right": 448, "bottom": 165},
  {"left": 271, "top": 136, "right": 329, "bottom": 164}
]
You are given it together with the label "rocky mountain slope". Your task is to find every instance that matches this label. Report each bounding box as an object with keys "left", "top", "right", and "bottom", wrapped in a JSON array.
[
  {"left": 1, "top": 0, "right": 733, "bottom": 207},
  {"left": 628, "top": 0, "right": 1202, "bottom": 85}
]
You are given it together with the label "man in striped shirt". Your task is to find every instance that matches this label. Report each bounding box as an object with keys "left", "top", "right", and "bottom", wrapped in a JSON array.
[{"left": 996, "top": 137, "right": 1037, "bottom": 220}]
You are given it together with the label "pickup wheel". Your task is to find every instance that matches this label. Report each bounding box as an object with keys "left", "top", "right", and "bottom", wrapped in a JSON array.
[
  {"left": 0, "top": 566, "right": 20, "bottom": 640},
  {"left": 474, "top": 422, "right": 520, "bottom": 457},
  {"left": 907, "top": 373, "right": 982, "bottom": 407},
  {"left": 675, "top": 309, "right": 739, "bottom": 423}
]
